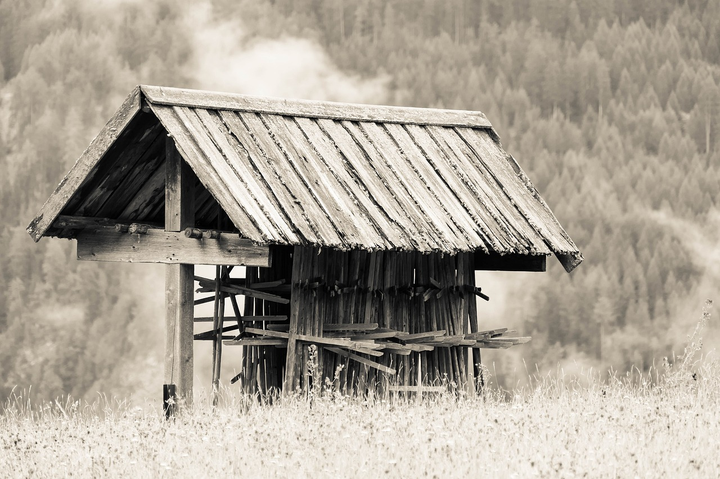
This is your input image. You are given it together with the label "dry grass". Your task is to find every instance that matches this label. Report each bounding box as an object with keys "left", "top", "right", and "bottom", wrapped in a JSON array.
[{"left": 2, "top": 302, "right": 718, "bottom": 478}]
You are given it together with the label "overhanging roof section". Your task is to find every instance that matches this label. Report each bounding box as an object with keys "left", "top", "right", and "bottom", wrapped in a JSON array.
[{"left": 27, "top": 85, "right": 583, "bottom": 272}]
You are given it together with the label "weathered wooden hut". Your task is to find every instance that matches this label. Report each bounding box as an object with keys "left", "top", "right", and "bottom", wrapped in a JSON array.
[{"left": 28, "top": 85, "right": 582, "bottom": 407}]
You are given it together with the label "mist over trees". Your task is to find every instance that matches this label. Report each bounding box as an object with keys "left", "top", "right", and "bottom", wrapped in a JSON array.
[{"left": 0, "top": 0, "right": 718, "bottom": 400}]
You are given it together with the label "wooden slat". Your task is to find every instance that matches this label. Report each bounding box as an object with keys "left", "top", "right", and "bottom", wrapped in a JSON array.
[
  {"left": 427, "top": 126, "right": 550, "bottom": 254},
  {"left": 27, "top": 87, "right": 143, "bottom": 241},
  {"left": 304, "top": 119, "right": 407, "bottom": 249},
  {"left": 384, "top": 123, "right": 481, "bottom": 247},
  {"left": 457, "top": 128, "right": 580, "bottom": 267},
  {"left": 262, "top": 114, "right": 368, "bottom": 248},
  {"left": 326, "top": 347, "right": 396, "bottom": 375},
  {"left": 323, "top": 322, "right": 379, "bottom": 332},
  {"left": 52, "top": 215, "right": 161, "bottom": 230},
  {"left": 94, "top": 130, "right": 167, "bottom": 219},
  {"left": 182, "top": 109, "right": 282, "bottom": 241},
  {"left": 404, "top": 124, "right": 504, "bottom": 250},
  {"left": 198, "top": 110, "right": 299, "bottom": 242},
  {"left": 219, "top": 111, "right": 320, "bottom": 244},
  {"left": 74, "top": 119, "right": 166, "bottom": 217},
  {"left": 149, "top": 105, "right": 264, "bottom": 241},
  {"left": 245, "top": 327, "right": 289, "bottom": 339},
  {"left": 240, "top": 112, "right": 342, "bottom": 246},
  {"left": 195, "top": 279, "right": 288, "bottom": 304},
  {"left": 194, "top": 315, "right": 287, "bottom": 323},
  {"left": 359, "top": 122, "right": 460, "bottom": 251},
  {"left": 141, "top": 85, "right": 493, "bottom": 128},
  {"left": 76, "top": 227, "right": 271, "bottom": 266},
  {"left": 116, "top": 164, "right": 166, "bottom": 221},
  {"left": 224, "top": 338, "right": 288, "bottom": 347},
  {"left": 397, "top": 330, "right": 446, "bottom": 342}
]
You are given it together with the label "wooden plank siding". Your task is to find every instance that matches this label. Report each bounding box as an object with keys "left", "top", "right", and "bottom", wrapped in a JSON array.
[{"left": 28, "top": 85, "right": 582, "bottom": 272}]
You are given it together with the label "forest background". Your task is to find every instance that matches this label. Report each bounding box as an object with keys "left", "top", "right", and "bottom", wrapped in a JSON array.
[{"left": 0, "top": 0, "right": 718, "bottom": 404}]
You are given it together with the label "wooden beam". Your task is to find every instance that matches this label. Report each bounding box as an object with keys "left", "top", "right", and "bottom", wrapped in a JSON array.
[
  {"left": 27, "top": 87, "right": 143, "bottom": 242},
  {"left": 142, "top": 85, "right": 493, "bottom": 129},
  {"left": 473, "top": 252, "right": 546, "bottom": 272},
  {"left": 75, "top": 227, "right": 271, "bottom": 266},
  {"left": 326, "top": 347, "right": 396, "bottom": 375},
  {"left": 164, "top": 137, "right": 195, "bottom": 408}
]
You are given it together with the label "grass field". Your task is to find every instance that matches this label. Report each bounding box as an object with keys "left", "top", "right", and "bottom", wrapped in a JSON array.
[{"left": 2, "top": 304, "right": 718, "bottom": 478}]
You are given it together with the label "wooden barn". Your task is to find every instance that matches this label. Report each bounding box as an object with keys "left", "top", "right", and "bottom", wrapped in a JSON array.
[{"left": 28, "top": 85, "right": 582, "bottom": 407}]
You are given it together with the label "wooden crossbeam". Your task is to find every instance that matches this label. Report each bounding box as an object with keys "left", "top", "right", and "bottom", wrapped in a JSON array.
[
  {"left": 193, "top": 315, "right": 288, "bottom": 323},
  {"left": 76, "top": 226, "right": 271, "bottom": 266}
]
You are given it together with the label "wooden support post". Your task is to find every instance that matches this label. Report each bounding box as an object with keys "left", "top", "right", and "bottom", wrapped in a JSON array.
[
  {"left": 283, "top": 246, "right": 303, "bottom": 394},
  {"left": 164, "top": 137, "right": 195, "bottom": 411}
]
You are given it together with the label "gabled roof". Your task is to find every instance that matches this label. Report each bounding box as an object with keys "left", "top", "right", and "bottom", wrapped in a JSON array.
[{"left": 27, "top": 85, "right": 582, "bottom": 272}]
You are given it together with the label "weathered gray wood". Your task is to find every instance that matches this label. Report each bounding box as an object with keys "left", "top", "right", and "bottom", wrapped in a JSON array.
[
  {"left": 323, "top": 322, "right": 379, "bottom": 332},
  {"left": 76, "top": 227, "right": 271, "bottom": 266},
  {"left": 194, "top": 315, "right": 287, "bottom": 323},
  {"left": 326, "top": 347, "right": 396, "bottom": 375},
  {"left": 27, "top": 87, "right": 142, "bottom": 241},
  {"left": 141, "top": 85, "right": 493, "bottom": 128},
  {"left": 164, "top": 138, "right": 195, "bottom": 407},
  {"left": 52, "top": 215, "right": 161, "bottom": 230},
  {"left": 224, "top": 338, "right": 287, "bottom": 347},
  {"left": 427, "top": 126, "right": 551, "bottom": 254},
  {"left": 241, "top": 112, "right": 342, "bottom": 246},
  {"left": 149, "top": 105, "right": 264, "bottom": 242}
]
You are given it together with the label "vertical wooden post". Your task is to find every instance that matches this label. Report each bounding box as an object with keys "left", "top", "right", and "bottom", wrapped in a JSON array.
[
  {"left": 164, "top": 137, "right": 195, "bottom": 411},
  {"left": 283, "top": 246, "right": 303, "bottom": 394}
]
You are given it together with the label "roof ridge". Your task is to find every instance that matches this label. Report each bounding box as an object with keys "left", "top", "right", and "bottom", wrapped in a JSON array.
[{"left": 140, "top": 85, "right": 493, "bottom": 129}]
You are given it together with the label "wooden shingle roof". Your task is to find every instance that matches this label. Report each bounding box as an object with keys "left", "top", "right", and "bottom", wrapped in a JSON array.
[{"left": 27, "top": 85, "right": 582, "bottom": 272}]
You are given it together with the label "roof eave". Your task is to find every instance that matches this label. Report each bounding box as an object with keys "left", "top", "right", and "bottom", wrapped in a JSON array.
[{"left": 26, "top": 86, "right": 144, "bottom": 242}]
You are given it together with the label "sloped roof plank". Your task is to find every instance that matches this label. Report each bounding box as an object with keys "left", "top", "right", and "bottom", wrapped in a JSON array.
[
  {"left": 239, "top": 112, "right": 342, "bottom": 247},
  {"left": 27, "top": 86, "right": 142, "bottom": 242},
  {"left": 457, "top": 128, "right": 578, "bottom": 254},
  {"left": 181, "top": 108, "right": 286, "bottom": 242},
  {"left": 151, "top": 105, "right": 265, "bottom": 242},
  {"left": 338, "top": 121, "right": 443, "bottom": 251},
  {"left": 197, "top": 109, "right": 300, "bottom": 243},
  {"left": 426, "top": 126, "right": 551, "bottom": 255},
  {"left": 404, "top": 124, "right": 512, "bottom": 252},
  {"left": 263, "top": 114, "right": 382, "bottom": 250},
  {"left": 294, "top": 118, "right": 403, "bottom": 250},
  {"left": 218, "top": 111, "right": 322, "bottom": 244},
  {"left": 357, "top": 121, "right": 464, "bottom": 252}
]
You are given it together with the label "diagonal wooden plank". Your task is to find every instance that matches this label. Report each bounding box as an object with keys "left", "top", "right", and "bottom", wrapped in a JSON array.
[
  {"left": 263, "top": 114, "right": 373, "bottom": 249},
  {"left": 428, "top": 126, "right": 551, "bottom": 255},
  {"left": 240, "top": 112, "right": 342, "bottom": 247},
  {"left": 219, "top": 111, "right": 319, "bottom": 244},
  {"left": 199, "top": 110, "right": 299, "bottom": 243},
  {"left": 27, "top": 86, "right": 142, "bottom": 241},
  {"left": 149, "top": 104, "right": 263, "bottom": 242},
  {"left": 359, "top": 122, "right": 461, "bottom": 251}
]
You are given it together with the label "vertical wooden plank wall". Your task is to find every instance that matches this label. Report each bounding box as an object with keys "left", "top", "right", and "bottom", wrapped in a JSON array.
[
  {"left": 275, "top": 247, "right": 481, "bottom": 397},
  {"left": 164, "top": 138, "right": 195, "bottom": 407}
]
